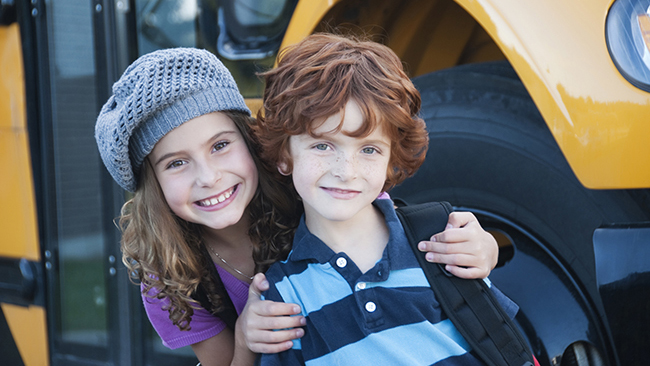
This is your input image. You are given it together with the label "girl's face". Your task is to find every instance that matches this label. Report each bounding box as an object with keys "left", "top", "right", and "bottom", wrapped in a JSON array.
[{"left": 148, "top": 112, "right": 259, "bottom": 231}]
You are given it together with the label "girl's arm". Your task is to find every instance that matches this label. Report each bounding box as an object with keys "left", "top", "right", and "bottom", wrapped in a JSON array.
[
  {"left": 418, "top": 211, "right": 499, "bottom": 279},
  {"left": 190, "top": 274, "right": 305, "bottom": 365},
  {"left": 238, "top": 274, "right": 306, "bottom": 354},
  {"left": 192, "top": 328, "right": 256, "bottom": 366},
  {"left": 191, "top": 326, "right": 256, "bottom": 366}
]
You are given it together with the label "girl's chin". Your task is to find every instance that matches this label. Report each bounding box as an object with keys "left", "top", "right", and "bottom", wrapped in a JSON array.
[{"left": 202, "top": 214, "right": 247, "bottom": 231}]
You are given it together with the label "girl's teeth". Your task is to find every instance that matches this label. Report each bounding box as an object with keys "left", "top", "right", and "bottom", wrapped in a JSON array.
[{"left": 202, "top": 189, "right": 234, "bottom": 206}]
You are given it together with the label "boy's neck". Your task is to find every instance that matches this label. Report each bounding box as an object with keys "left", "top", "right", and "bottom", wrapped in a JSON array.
[{"left": 304, "top": 203, "right": 389, "bottom": 273}]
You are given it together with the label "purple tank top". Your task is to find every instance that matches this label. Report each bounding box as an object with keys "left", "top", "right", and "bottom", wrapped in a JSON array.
[{"left": 142, "top": 264, "right": 249, "bottom": 349}]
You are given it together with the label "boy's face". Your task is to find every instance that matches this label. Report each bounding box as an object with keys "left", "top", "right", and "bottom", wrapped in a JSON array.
[
  {"left": 282, "top": 100, "right": 391, "bottom": 227},
  {"left": 149, "top": 112, "right": 259, "bottom": 231}
]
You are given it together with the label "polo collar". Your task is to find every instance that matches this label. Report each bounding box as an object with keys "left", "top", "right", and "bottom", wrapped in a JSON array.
[{"left": 288, "top": 199, "right": 414, "bottom": 269}]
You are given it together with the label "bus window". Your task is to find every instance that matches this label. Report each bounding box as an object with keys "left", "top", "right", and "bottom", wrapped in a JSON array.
[
  {"left": 40, "top": 0, "right": 113, "bottom": 362},
  {"left": 134, "top": 0, "right": 297, "bottom": 98}
]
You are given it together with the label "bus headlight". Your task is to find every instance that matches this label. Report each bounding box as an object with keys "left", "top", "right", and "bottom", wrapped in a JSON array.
[{"left": 606, "top": 0, "right": 650, "bottom": 92}]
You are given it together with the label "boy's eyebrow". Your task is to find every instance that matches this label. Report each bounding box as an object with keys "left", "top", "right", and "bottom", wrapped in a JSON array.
[
  {"left": 349, "top": 135, "right": 392, "bottom": 148},
  {"left": 304, "top": 132, "right": 391, "bottom": 146},
  {"left": 152, "top": 130, "right": 237, "bottom": 166},
  {"left": 363, "top": 137, "right": 391, "bottom": 146}
]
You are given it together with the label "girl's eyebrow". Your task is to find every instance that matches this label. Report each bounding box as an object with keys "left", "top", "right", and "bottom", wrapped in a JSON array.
[{"left": 152, "top": 130, "right": 237, "bottom": 167}]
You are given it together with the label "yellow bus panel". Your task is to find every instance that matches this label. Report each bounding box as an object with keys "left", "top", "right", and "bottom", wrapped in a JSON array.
[
  {"left": 456, "top": 0, "right": 650, "bottom": 189},
  {"left": 2, "top": 304, "right": 49, "bottom": 366},
  {"left": 0, "top": 23, "right": 40, "bottom": 260}
]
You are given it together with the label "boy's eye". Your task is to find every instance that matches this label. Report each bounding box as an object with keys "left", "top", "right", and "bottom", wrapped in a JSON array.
[
  {"left": 362, "top": 147, "right": 378, "bottom": 154},
  {"left": 213, "top": 141, "right": 229, "bottom": 151},
  {"left": 314, "top": 143, "right": 330, "bottom": 151}
]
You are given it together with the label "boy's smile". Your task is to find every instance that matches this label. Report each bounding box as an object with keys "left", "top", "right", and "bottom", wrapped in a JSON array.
[
  {"left": 284, "top": 100, "right": 391, "bottom": 230},
  {"left": 321, "top": 187, "right": 361, "bottom": 199},
  {"left": 149, "top": 112, "right": 259, "bottom": 231}
]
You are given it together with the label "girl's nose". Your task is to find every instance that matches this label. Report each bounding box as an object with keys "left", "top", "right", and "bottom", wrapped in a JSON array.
[{"left": 195, "top": 160, "right": 221, "bottom": 187}]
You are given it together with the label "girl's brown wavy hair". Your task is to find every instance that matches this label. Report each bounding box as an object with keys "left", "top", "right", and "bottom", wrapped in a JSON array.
[
  {"left": 119, "top": 111, "right": 299, "bottom": 331},
  {"left": 256, "top": 33, "right": 429, "bottom": 192}
]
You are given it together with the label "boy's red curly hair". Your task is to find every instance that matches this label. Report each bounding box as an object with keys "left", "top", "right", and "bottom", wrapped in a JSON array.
[{"left": 256, "top": 33, "right": 429, "bottom": 191}]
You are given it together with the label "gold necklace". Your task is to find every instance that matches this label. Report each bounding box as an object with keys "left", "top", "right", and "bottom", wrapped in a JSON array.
[{"left": 207, "top": 245, "right": 254, "bottom": 280}]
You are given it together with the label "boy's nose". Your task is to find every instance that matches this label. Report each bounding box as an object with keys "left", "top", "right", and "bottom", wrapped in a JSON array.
[
  {"left": 195, "top": 160, "right": 221, "bottom": 187},
  {"left": 331, "top": 154, "right": 358, "bottom": 181}
]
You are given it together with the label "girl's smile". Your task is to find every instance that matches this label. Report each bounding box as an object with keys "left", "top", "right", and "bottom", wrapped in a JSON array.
[{"left": 195, "top": 184, "right": 238, "bottom": 209}]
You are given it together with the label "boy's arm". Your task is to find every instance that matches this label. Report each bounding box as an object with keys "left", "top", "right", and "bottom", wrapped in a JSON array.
[{"left": 418, "top": 211, "right": 498, "bottom": 279}]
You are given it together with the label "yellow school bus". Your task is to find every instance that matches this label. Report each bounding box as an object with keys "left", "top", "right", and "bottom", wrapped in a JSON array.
[{"left": 2, "top": 1, "right": 649, "bottom": 365}]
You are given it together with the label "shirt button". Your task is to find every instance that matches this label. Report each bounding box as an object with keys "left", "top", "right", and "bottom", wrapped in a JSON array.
[
  {"left": 336, "top": 257, "right": 347, "bottom": 268},
  {"left": 365, "top": 301, "right": 377, "bottom": 313},
  {"left": 356, "top": 282, "right": 367, "bottom": 290}
]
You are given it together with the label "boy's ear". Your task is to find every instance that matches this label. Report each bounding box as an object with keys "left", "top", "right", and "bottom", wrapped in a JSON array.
[{"left": 277, "top": 161, "right": 290, "bottom": 176}]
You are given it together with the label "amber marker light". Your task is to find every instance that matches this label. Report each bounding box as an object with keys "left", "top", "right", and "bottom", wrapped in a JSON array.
[{"left": 639, "top": 13, "right": 650, "bottom": 53}]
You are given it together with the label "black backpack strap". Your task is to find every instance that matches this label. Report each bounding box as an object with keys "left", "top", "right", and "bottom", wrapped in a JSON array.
[
  {"left": 192, "top": 244, "right": 238, "bottom": 330},
  {"left": 395, "top": 201, "right": 534, "bottom": 366}
]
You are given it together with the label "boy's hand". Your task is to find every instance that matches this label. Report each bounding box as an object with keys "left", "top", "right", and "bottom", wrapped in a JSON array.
[
  {"left": 237, "top": 273, "right": 306, "bottom": 354},
  {"left": 417, "top": 211, "right": 498, "bottom": 279}
]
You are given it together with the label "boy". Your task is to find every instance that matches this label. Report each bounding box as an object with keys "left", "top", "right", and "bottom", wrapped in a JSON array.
[{"left": 254, "top": 33, "right": 519, "bottom": 366}]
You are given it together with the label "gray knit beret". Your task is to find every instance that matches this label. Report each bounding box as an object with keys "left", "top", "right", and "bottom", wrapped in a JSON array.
[{"left": 95, "top": 47, "right": 251, "bottom": 192}]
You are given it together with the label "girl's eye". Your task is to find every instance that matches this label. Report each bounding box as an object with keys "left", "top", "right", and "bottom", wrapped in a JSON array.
[
  {"left": 167, "top": 160, "right": 185, "bottom": 169},
  {"left": 362, "top": 147, "right": 378, "bottom": 154},
  {"left": 213, "top": 141, "right": 229, "bottom": 151}
]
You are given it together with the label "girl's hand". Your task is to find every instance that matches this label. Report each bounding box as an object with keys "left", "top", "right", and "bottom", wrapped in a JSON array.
[
  {"left": 237, "top": 273, "right": 306, "bottom": 354},
  {"left": 417, "top": 211, "right": 498, "bottom": 279}
]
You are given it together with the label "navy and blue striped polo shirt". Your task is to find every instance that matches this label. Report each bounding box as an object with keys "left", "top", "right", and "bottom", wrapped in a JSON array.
[{"left": 260, "top": 199, "right": 518, "bottom": 366}]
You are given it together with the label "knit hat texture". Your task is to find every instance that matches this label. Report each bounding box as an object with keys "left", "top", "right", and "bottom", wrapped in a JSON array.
[{"left": 95, "top": 47, "right": 250, "bottom": 192}]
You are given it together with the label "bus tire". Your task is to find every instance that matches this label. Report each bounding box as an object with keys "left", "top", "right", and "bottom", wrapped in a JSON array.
[{"left": 391, "top": 61, "right": 649, "bottom": 365}]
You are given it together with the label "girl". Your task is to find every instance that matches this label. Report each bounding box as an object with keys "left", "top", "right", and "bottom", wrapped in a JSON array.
[{"left": 94, "top": 47, "right": 498, "bottom": 366}]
